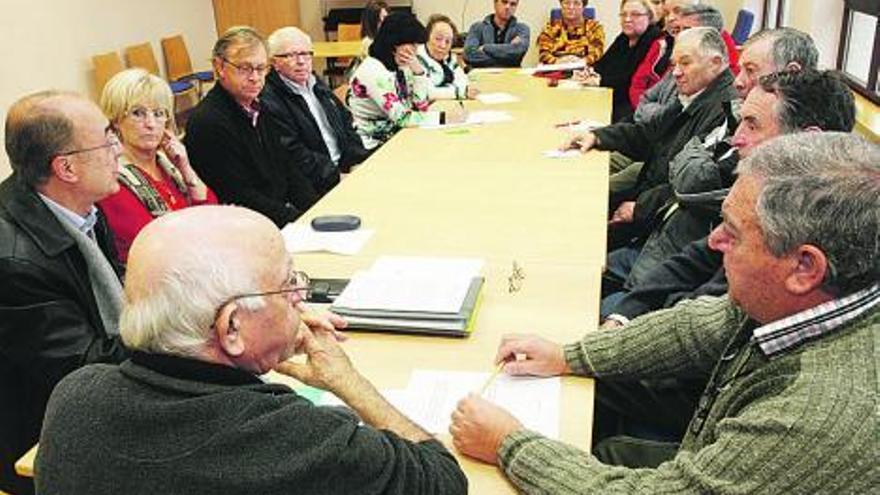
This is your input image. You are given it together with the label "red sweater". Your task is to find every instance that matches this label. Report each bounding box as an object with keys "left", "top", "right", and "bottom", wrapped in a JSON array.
[
  {"left": 629, "top": 30, "right": 740, "bottom": 110},
  {"left": 99, "top": 167, "right": 218, "bottom": 263}
]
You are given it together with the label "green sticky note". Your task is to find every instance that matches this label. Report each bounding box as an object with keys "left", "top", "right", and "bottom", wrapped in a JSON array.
[{"left": 294, "top": 385, "right": 325, "bottom": 404}]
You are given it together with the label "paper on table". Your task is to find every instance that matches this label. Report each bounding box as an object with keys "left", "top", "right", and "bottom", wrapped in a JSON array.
[
  {"left": 280, "top": 223, "right": 373, "bottom": 255},
  {"left": 543, "top": 149, "right": 582, "bottom": 159},
  {"left": 404, "top": 370, "right": 561, "bottom": 439},
  {"left": 476, "top": 92, "right": 520, "bottom": 105},
  {"left": 370, "top": 256, "right": 484, "bottom": 279},
  {"left": 466, "top": 110, "right": 513, "bottom": 125},
  {"left": 471, "top": 67, "right": 504, "bottom": 74},
  {"left": 332, "top": 271, "right": 473, "bottom": 313},
  {"left": 558, "top": 119, "right": 605, "bottom": 132},
  {"left": 534, "top": 60, "right": 586, "bottom": 72}
]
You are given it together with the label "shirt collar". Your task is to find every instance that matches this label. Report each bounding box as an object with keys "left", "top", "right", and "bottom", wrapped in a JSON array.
[
  {"left": 38, "top": 192, "right": 98, "bottom": 235},
  {"left": 280, "top": 72, "right": 316, "bottom": 94},
  {"left": 753, "top": 284, "right": 880, "bottom": 357},
  {"left": 241, "top": 98, "right": 261, "bottom": 127},
  {"left": 131, "top": 351, "right": 264, "bottom": 387},
  {"left": 678, "top": 88, "right": 705, "bottom": 109}
]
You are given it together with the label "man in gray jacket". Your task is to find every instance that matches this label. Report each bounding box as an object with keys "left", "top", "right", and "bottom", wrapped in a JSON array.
[
  {"left": 464, "top": 0, "right": 530, "bottom": 68},
  {"left": 36, "top": 205, "right": 467, "bottom": 495}
]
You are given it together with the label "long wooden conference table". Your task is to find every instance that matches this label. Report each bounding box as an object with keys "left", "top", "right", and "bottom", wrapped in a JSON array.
[{"left": 18, "top": 69, "right": 612, "bottom": 493}]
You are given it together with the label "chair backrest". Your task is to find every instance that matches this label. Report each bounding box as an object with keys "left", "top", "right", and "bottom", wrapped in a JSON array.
[
  {"left": 161, "top": 35, "right": 195, "bottom": 82},
  {"left": 124, "top": 42, "right": 161, "bottom": 75},
  {"left": 732, "top": 9, "right": 755, "bottom": 45},
  {"left": 337, "top": 23, "right": 362, "bottom": 42},
  {"left": 92, "top": 51, "right": 125, "bottom": 94},
  {"left": 550, "top": 6, "right": 596, "bottom": 22}
]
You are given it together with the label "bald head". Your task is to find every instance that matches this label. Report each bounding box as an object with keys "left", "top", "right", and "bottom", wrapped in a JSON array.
[
  {"left": 5, "top": 91, "right": 86, "bottom": 187},
  {"left": 127, "top": 205, "right": 282, "bottom": 301},
  {"left": 121, "top": 206, "right": 292, "bottom": 358}
]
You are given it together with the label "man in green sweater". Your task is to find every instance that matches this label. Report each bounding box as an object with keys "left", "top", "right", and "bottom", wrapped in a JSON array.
[{"left": 450, "top": 132, "right": 879, "bottom": 493}]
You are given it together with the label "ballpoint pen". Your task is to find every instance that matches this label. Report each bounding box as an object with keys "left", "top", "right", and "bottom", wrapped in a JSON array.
[{"left": 555, "top": 120, "right": 582, "bottom": 128}]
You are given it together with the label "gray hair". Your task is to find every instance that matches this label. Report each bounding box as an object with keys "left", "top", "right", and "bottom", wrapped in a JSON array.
[
  {"left": 120, "top": 250, "right": 268, "bottom": 357},
  {"left": 4, "top": 90, "right": 79, "bottom": 187},
  {"left": 757, "top": 69, "right": 855, "bottom": 134},
  {"left": 745, "top": 27, "right": 818, "bottom": 71},
  {"left": 679, "top": 3, "right": 724, "bottom": 31},
  {"left": 737, "top": 133, "right": 880, "bottom": 295},
  {"left": 212, "top": 26, "right": 267, "bottom": 60},
  {"left": 678, "top": 26, "right": 729, "bottom": 65},
  {"left": 267, "top": 26, "right": 312, "bottom": 56}
]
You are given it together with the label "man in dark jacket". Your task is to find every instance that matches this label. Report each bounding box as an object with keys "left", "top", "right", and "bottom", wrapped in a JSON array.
[
  {"left": 0, "top": 91, "right": 129, "bottom": 495},
  {"left": 263, "top": 27, "right": 368, "bottom": 193},
  {"left": 185, "top": 26, "right": 319, "bottom": 227},
  {"left": 37, "top": 205, "right": 468, "bottom": 495},
  {"left": 565, "top": 27, "right": 737, "bottom": 251}
]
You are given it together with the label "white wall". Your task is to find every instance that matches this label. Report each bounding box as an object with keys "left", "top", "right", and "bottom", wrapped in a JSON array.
[{"left": 0, "top": 0, "right": 217, "bottom": 180}]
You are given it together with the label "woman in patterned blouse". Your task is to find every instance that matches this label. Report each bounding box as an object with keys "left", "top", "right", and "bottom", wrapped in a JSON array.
[
  {"left": 349, "top": 13, "right": 462, "bottom": 150},
  {"left": 416, "top": 14, "right": 479, "bottom": 101},
  {"left": 538, "top": 0, "right": 605, "bottom": 66}
]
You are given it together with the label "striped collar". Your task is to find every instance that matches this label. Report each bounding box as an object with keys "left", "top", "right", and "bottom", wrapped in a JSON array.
[{"left": 753, "top": 284, "right": 880, "bottom": 357}]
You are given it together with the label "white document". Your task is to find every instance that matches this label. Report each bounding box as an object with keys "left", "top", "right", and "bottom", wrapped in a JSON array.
[
  {"left": 370, "top": 256, "right": 484, "bottom": 279},
  {"left": 466, "top": 110, "right": 513, "bottom": 125},
  {"left": 534, "top": 60, "right": 587, "bottom": 72},
  {"left": 557, "top": 119, "right": 605, "bottom": 133},
  {"left": 403, "top": 370, "right": 561, "bottom": 439},
  {"left": 333, "top": 271, "right": 472, "bottom": 313},
  {"left": 471, "top": 67, "right": 505, "bottom": 74},
  {"left": 280, "top": 223, "right": 373, "bottom": 255},
  {"left": 543, "top": 149, "right": 582, "bottom": 159},
  {"left": 476, "top": 92, "right": 520, "bottom": 105}
]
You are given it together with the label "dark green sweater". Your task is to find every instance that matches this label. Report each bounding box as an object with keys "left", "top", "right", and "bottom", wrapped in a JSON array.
[
  {"left": 498, "top": 296, "right": 879, "bottom": 493},
  {"left": 36, "top": 353, "right": 467, "bottom": 494}
]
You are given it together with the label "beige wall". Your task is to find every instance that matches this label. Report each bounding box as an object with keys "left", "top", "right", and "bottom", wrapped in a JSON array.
[{"left": 0, "top": 0, "right": 217, "bottom": 180}]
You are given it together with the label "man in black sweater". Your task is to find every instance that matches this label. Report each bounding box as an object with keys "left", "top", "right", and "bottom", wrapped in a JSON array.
[
  {"left": 36, "top": 205, "right": 468, "bottom": 495},
  {"left": 185, "top": 27, "right": 319, "bottom": 227},
  {"left": 263, "top": 27, "right": 368, "bottom": 192}
]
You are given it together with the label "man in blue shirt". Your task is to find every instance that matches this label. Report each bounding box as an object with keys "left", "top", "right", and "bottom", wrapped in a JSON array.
[{"left": 464, "top": 0, "right": 531, "bottom": 68}]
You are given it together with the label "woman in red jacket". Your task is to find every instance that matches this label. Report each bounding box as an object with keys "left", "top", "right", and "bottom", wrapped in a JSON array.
[{"left": 98, "top": 69, "right": 217, "bottom": 263}]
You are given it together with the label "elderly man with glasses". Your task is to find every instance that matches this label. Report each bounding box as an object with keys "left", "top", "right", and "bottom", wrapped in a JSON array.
[
  {"left": 0, "top": 90, "right": 129, "bottom": 495},
  {"left": 35, "top": 205, "right": 468, "bottom": 495},
  {"left": 262, "top": 27, "right": 369, "bottom": 192},
  {"left": 185, "top": 26, "right": 319, "bottom": 228}
]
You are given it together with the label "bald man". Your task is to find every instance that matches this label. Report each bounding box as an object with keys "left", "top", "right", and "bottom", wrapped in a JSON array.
[{"left": 36, "top": 205, "right": 467, "bottom": 495}]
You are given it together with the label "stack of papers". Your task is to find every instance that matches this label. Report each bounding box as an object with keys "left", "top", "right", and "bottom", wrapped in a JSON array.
[
  {"left": 313, "top": 369, "right": 560, "bottom": 439},
  {"left": 330, "top": 256, "right": 485, "bottom": 336}
]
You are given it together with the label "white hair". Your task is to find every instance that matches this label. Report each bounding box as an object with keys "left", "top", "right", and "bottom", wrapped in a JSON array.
[
  {"left": 267, "top": 26, "right": 312, "bottom": 56},
  {"left": 120, "top": 249, "right": 267, "bottom": 357}
]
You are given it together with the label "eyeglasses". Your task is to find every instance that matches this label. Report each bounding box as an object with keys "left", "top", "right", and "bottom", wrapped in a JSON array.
[
  {"left": 620, "top": 11, "right": 650, "bottom": 19},
  {"left": 126, "top": 106, "right": 170, "bottom": 123},
  {"left": 222, "top": 57, "right": 269, "bottom": 76},
  {"left": 273, "top": 51, "right": 314, "bottom": 60},
  {"left": 213, "top": 270, "right": 311, "bottom": 323},
  {"left": 55, "top": 127, "right": 121, "bottom": 157}
]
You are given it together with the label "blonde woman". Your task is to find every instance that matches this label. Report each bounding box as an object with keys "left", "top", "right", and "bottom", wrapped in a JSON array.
[{"left": 98, "top": 68, "right": 217, "bottom": 262}]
